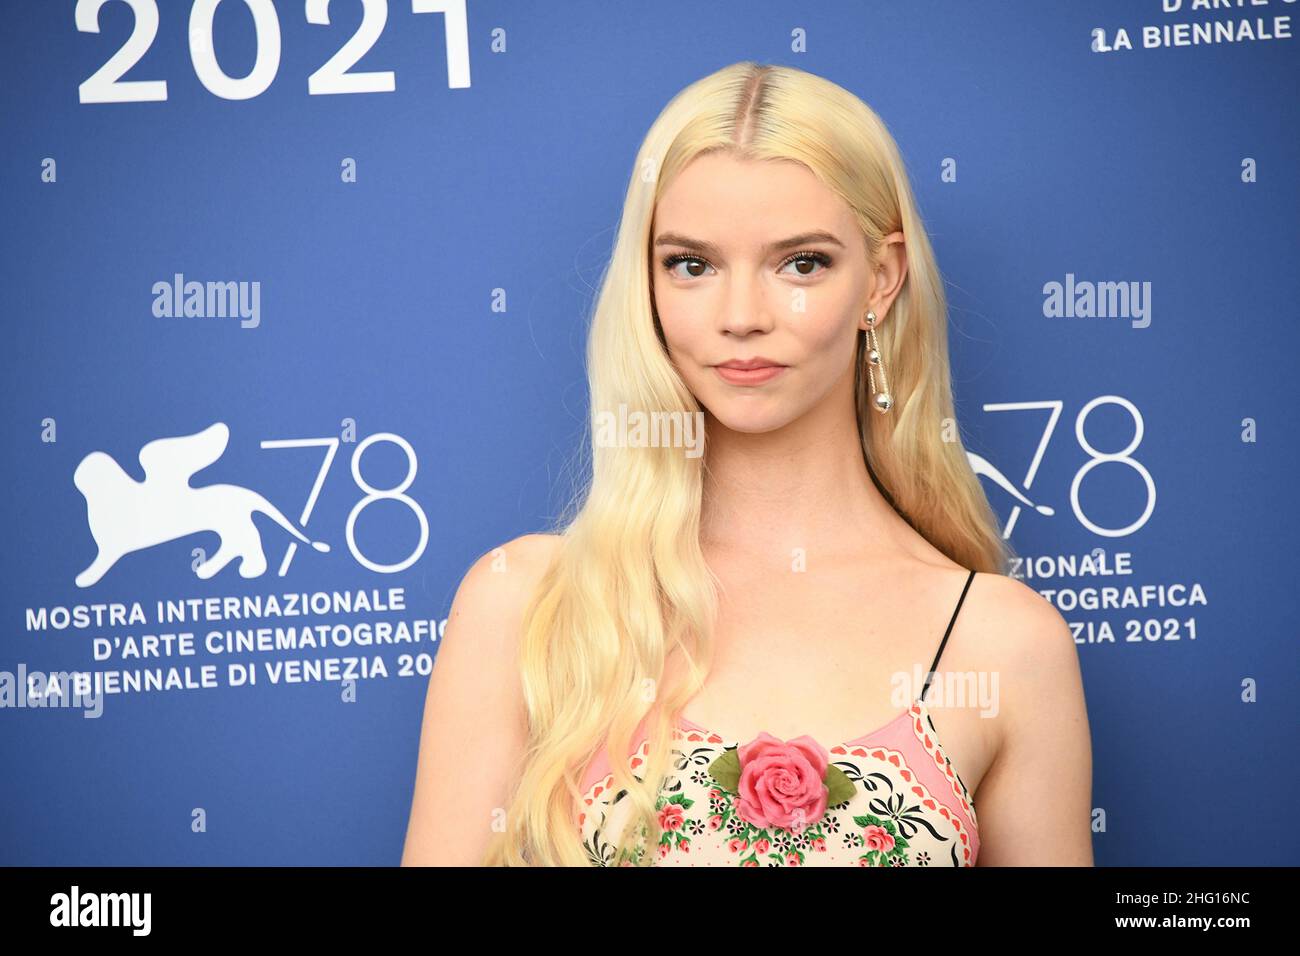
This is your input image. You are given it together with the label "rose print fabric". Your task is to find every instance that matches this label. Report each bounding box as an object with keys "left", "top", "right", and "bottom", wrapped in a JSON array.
[
  {"left": 577, "top": 698, "right": 979, "bottom": 867},
  {"left": 576, "top": 568, "right": 981, "bottom": 867}
]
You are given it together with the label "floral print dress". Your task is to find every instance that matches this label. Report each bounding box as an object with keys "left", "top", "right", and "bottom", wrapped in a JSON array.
[
  {"left": 577, "top": 698, "right": 980, "bottom": 867},
  {"left": 578, "top": 569, "right": 982, "bottom": 867}
]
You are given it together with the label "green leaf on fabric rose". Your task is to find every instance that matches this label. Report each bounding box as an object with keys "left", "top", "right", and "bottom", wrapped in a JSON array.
[
  {"left": 707, "top": 749, "right": 741, "bottom": 791},
  {"left": 824, "top": 764, "right": 856, "bottom": 805}
]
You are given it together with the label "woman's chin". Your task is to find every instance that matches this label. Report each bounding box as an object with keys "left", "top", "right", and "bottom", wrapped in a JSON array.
[{"left": 701, "top": 403, "right": 797, "bottom": 435}]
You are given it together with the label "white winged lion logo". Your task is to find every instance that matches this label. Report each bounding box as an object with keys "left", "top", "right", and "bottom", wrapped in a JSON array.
[{"left": 73, "top": 422, "right": 330, "bottom": 587}]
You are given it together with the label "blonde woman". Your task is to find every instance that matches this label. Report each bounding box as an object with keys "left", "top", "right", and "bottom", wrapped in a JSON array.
[{"left": 402, "top": 61, "right": 1092, "bottom": 867}]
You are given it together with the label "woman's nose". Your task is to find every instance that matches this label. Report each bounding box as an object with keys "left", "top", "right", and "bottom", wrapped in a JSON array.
[{"left": 718, "top": 280, "right": 775, "bottom": 336}]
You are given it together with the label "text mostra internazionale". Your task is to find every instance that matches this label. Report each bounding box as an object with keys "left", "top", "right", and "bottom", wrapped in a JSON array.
[{"left": 26, "top": 587, "right": 413, "bottom": 632}]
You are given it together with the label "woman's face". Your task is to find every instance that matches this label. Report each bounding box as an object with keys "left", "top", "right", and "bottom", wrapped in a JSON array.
[{"left": 651, "top": 151, "right": 903, "bottom": 434}]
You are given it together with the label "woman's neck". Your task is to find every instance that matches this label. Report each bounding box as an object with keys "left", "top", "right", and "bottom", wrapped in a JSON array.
[{"left": 699, "top": 402, "right": 906, "bottom": 560}]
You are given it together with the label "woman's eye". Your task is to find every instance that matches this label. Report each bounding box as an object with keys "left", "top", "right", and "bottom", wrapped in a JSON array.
[
  {"left": 662, "top": 252, "right": 830, "bottom": 279},
  {"left": 663, "top": 256, "right": 714, "bottom": 279},
  {"left": 778, "top": 253, "right": 831, "bottom": 277}
]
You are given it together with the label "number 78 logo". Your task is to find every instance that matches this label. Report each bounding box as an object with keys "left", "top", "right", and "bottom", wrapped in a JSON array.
[
  {"left": 262, "top": 432, "right": 428, "bottom": 575},
  {"left": 972, "top": 396, "right": 1154, "bottom": 539}
]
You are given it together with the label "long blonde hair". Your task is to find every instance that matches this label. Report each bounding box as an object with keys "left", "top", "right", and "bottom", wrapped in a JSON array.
[{"left": 483, "top": 60, "right": 1012, "bottom": 866}]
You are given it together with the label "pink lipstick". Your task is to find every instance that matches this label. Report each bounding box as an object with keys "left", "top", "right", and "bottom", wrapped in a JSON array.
[{"left": 713, "top": 357, "right": 788, "bottom": 386}]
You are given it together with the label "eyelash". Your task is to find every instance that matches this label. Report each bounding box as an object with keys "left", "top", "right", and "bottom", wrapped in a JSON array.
[{"left": 660, "top": 250, "right": 833, "bottom": 279}]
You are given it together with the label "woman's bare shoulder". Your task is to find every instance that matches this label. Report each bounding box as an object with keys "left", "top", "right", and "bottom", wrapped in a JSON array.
[
  {"left": 452, "top": 533, "right": 564, "bottom": 613},
  {"left": 435, "top": 532, "right": 566, "bottom": 704},
  {"left": 961, "top": 571, "right": 1086, "bottom": 753},
  {"left": 401, "top": 532, "right": 564, "bottom": 865},
  {"left": 471, "top": 531, "right": 564, "bottom": 569},
  {"left": 967, "top": 572, "right": 1076, "bottom": 675},
  {"left": 960, "top": 572, "right": 1093, "bottom": 865}
]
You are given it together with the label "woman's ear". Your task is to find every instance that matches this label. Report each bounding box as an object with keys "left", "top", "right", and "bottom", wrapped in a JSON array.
[{"left": 864, "top": 231, "right": 908, "bottom": 322}]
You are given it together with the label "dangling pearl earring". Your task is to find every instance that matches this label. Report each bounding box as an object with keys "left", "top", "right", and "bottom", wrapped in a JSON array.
[{"left": 864, "top": 310, "right": 893, "bottom": 413}]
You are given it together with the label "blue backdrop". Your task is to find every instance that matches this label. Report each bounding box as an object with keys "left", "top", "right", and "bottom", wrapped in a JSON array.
[{"left": 2, "top": 0, "right": 1296, "bottom": 866}]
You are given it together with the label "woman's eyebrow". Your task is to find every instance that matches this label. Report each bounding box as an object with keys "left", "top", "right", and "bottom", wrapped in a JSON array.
[{"left": 652, "top": 231, "right": 845, "bottom": 255}]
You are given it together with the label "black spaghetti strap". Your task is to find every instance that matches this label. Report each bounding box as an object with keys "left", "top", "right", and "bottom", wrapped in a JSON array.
[{"left": 921, "top": 569, "right": 977, "bottom": 702}]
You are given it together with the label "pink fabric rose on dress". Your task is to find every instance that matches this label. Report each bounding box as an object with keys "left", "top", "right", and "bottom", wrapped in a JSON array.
[{"left": 733, "top": 732, "right": 831, "bottom": 832}]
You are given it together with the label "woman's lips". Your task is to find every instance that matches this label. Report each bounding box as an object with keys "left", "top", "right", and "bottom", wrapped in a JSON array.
[{"left": 714, "top": 364, "right": 787, "bottom": 386}]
